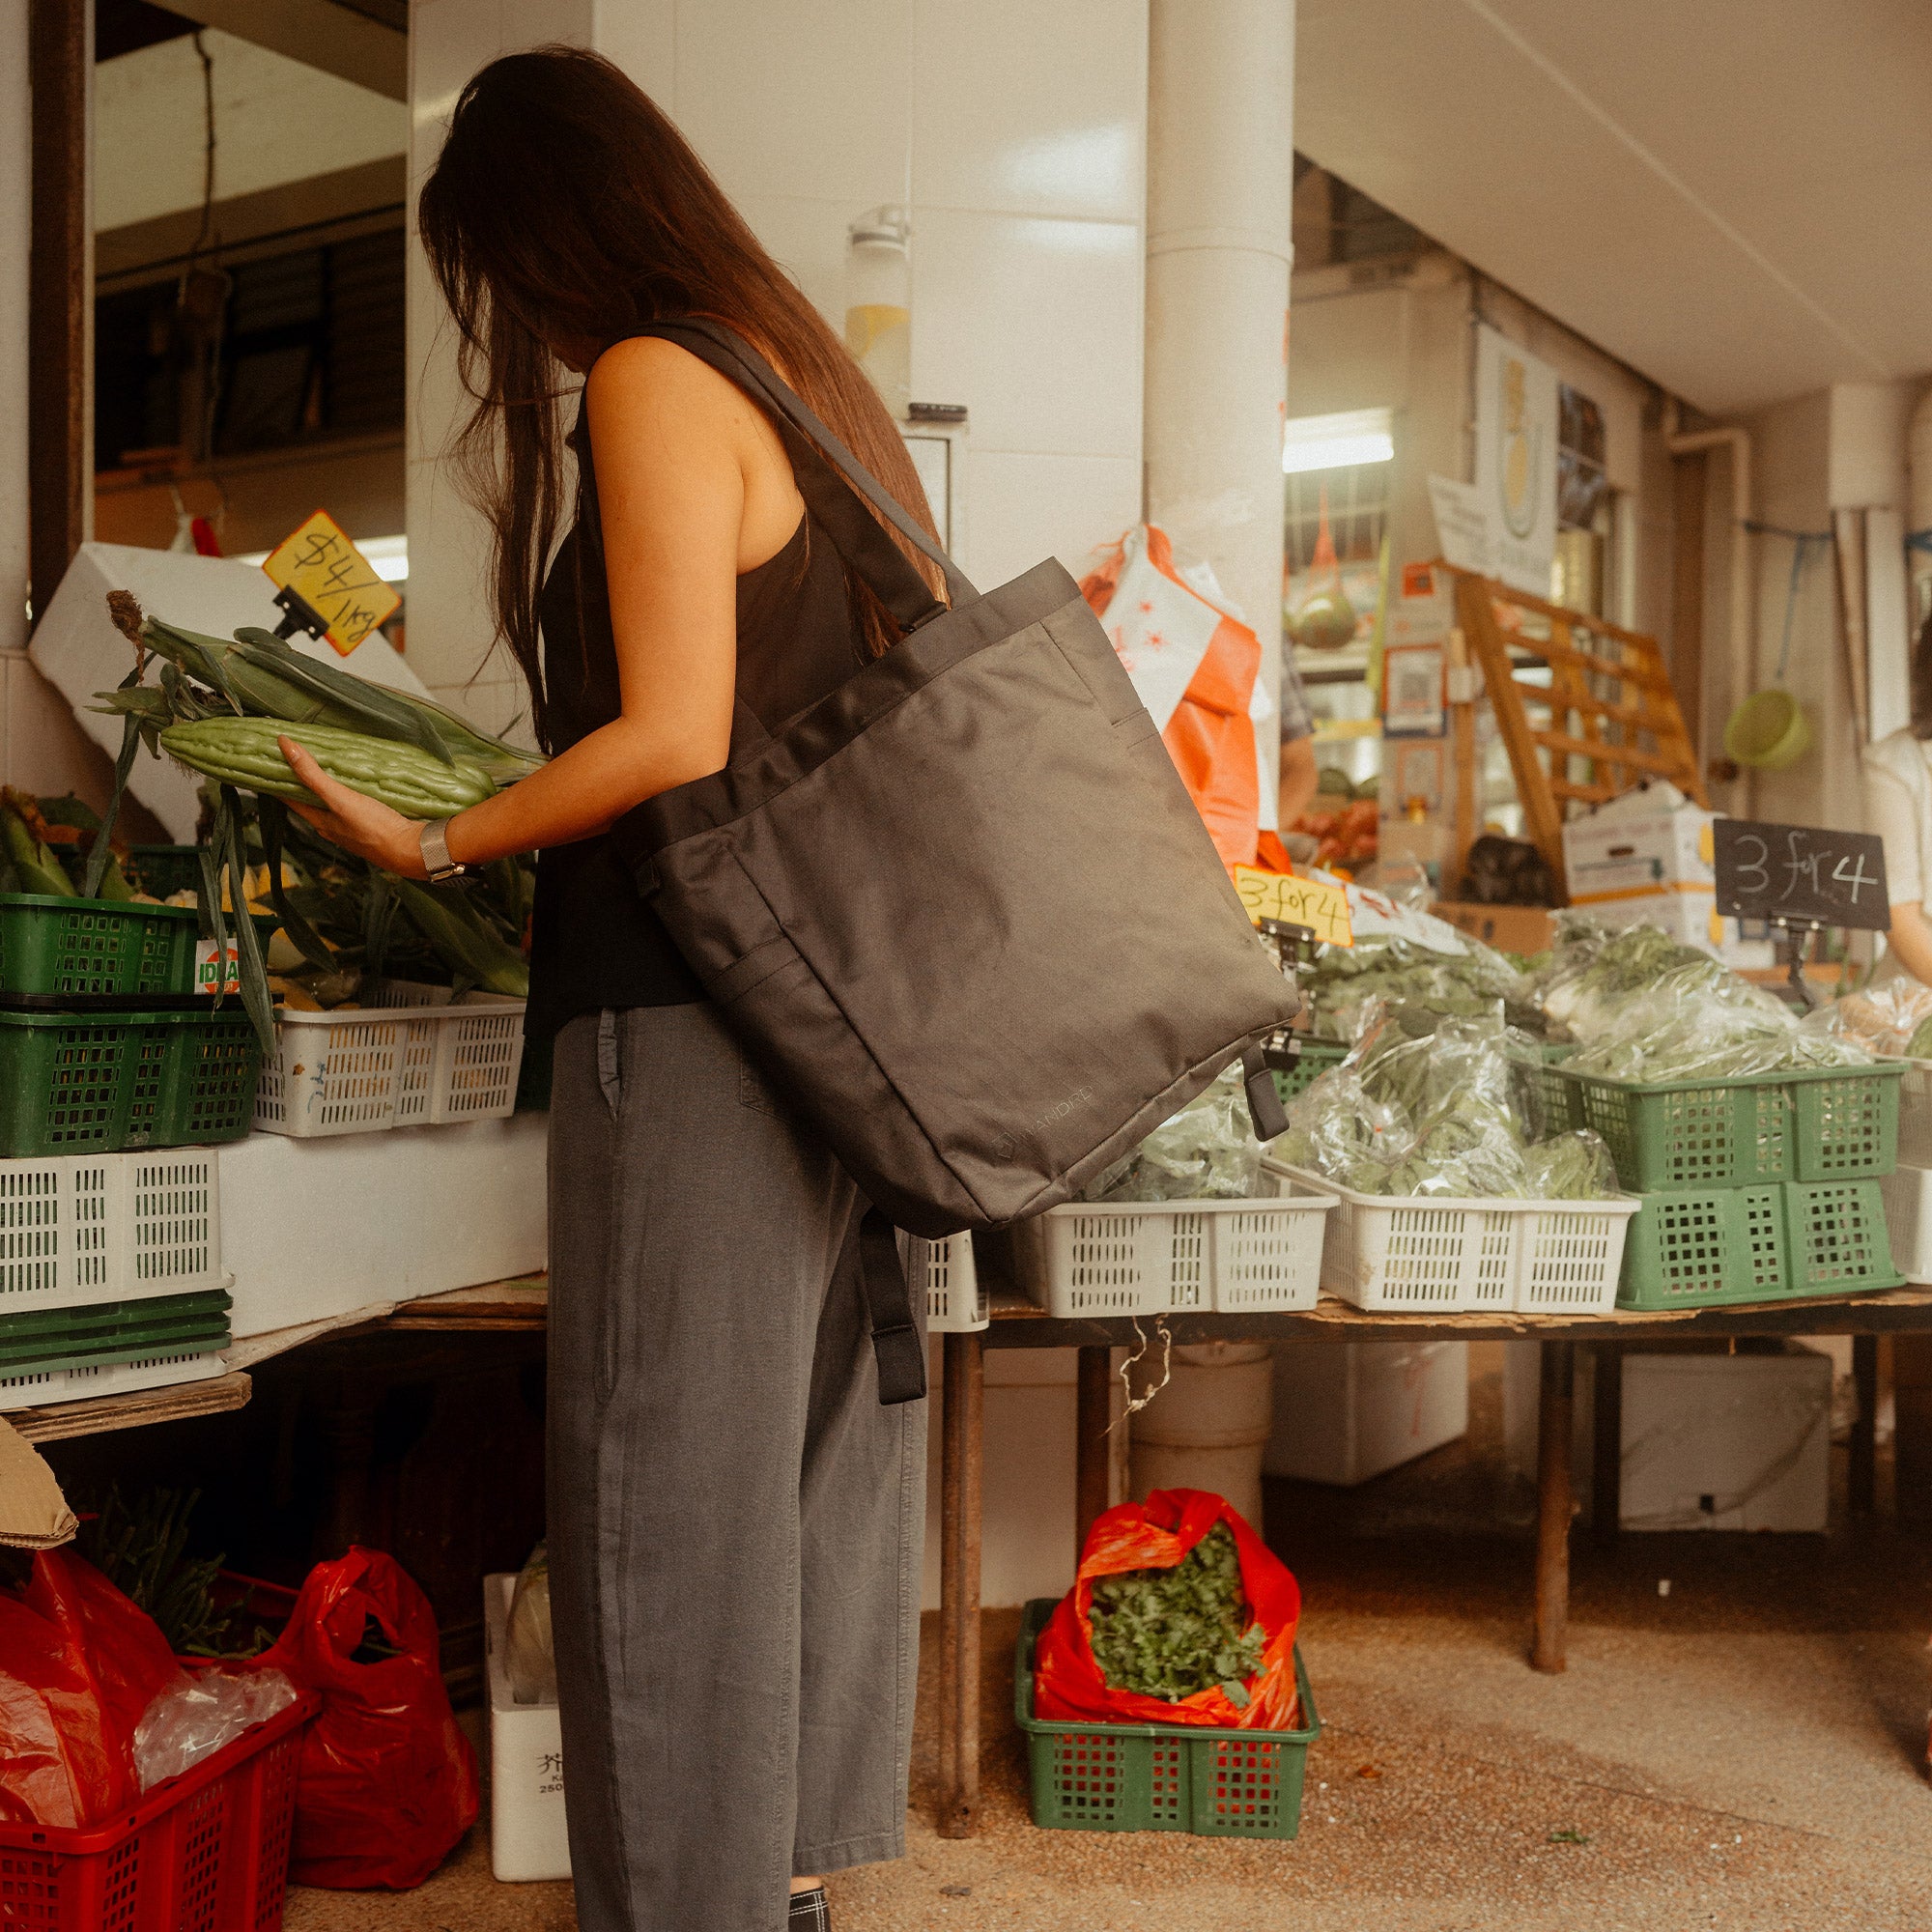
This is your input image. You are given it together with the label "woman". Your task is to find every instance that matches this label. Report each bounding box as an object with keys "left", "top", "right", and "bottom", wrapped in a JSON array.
[
  {"left": 282, "top": 47, "right": 941, "bottom": 1931},
  {"left": 1864, "top": 613, "right": 1932, "bottom": 995}
]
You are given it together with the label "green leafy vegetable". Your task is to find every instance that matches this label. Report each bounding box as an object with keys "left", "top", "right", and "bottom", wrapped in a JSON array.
[{"left": 1088, "top": 1522, "right": 1265, "bottom": 1703}]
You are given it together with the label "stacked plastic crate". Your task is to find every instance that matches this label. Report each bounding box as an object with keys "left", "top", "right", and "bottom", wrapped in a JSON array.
[
  {"left": 1543, "top": 1059, "right": 1907, "bottom": 1308},
  {"left": 0, "top": 894, "right": 263, "bottom": 1407}
]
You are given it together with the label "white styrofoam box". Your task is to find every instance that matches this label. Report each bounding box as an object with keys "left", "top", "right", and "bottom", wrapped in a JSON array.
[
  {"left": 0, "top": 1151, "right": 223, "bottom": 1315},
  {"left": 218, "top": 1114, "right": 548, "bottom": 1337},
  {"left": 1268, "top": 1161, "right": 1637, "bottom": 1315},
  {"left": 1620, "top": 1348, "right": 1832, "bottom": 1533},
  {"left": 0, "top": 1347, "right": 227, "bottom": 1412},
  {"left": 27, "top": 544, "right": 431, "bottom": 841},
  {"left": 917, "top": 1233, "right": 986, "bottom": 1333},
  {"left": 1265, "top": 1341, "right": 1470, "bottom": 1486},
  {"left": 1563, "top": 785, "right": 1713, "bottom": 902},
  {"left": 1880, "top": 1160, "right": 1932, "bottom": 1282},
  {"left": 484, "top": 1573, "right": 569, "bottom": 1884},
  {"left": 254, "top": 987, "right": 526, "bottom": 1137},
  {"left": 1566, "top": 886, "right": 1775, "bottom": 971}
]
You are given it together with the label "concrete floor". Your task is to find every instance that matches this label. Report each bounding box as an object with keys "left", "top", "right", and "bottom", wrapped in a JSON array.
[{"left": 283, "top": 1348, "right": 1932, "bottom": 1931}]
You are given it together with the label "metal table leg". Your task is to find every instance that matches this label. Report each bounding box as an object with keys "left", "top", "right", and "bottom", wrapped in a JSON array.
[
  {"left": 1533, "top": 1341, "right": 1575, "bottom": 1674},
  {"left": 938, "top": 1330, "right": 983, "bottom": 1838},
  {"left": 1075, "top": 1345, "right": 1112, "bottom": 1555}
]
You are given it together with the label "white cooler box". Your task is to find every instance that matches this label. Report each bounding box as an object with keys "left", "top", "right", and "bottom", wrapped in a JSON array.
[
  {"left": 219, "top": 1114, "right": 548, "bottom": 1337},
  {"left": 1264, "top": 1341, "right": 1468, "bottom": 1485},
  {"left": 485, "top": 1573, "right": 569, "bottom": 1882}
]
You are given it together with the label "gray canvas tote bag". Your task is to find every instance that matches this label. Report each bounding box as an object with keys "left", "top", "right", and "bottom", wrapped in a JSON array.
[{"left": 611, "top": 322, "right": 1300, "bottom": 1393}]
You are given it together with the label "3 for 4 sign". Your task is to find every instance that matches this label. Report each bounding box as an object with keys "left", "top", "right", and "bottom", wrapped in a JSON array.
[{"left": 1712, "top": 819, "right": 1889, "bottom": 931}]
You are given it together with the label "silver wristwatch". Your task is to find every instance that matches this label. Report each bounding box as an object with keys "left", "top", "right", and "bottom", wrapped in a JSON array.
[{"left": 418, "top": 818, "right": 468, "bottom": 883}]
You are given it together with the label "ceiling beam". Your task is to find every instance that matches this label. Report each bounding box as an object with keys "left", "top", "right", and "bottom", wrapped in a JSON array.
[{"left": 162, "top": 0, "right": 405, "bottom": 101}]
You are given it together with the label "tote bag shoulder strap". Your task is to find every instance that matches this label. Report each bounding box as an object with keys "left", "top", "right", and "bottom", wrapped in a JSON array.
[{"left": 620, "top": 317, "right": 978, "bottom": 625}]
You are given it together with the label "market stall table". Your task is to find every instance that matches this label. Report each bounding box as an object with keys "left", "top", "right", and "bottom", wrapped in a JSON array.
[{"left": 929, "top": 1282, "right": 1926, "bottom": 1837}]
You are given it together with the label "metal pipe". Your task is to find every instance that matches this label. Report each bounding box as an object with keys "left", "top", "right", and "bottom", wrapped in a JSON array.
[
  {"left": 1532, "top": 1341, "right": 1575, "bottom": 1673},
  {"left": 937, "top": 1331, "right": 983, "bottom": 1838}
]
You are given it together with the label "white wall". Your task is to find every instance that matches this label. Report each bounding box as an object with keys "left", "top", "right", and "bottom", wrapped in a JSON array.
[
  {"left": 405, "top": 0, "right": 1148, "bottom": 729},
  {"left": 95, "top": 28, "right": 405, "bottom": 234}
]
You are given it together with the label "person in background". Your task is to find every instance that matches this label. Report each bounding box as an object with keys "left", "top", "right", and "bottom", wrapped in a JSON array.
[
  {"left": 1861, "top": 611, "right": 1932, "bottom": 990},
  {"left": 1277, "top": 648, "right": 1321, "bottom": 857},
  {"left": 278, "top": 47, "right": 935, "bottom": 1932}
]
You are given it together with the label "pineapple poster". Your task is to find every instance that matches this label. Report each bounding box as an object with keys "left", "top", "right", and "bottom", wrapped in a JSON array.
[{"left": 1473, "top": 324, "right": 1558, "bottom": 598}]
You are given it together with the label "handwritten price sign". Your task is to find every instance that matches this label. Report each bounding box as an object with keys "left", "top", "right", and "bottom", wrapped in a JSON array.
[
  {"left": 261, "top": 510, "right": 401, "bottom": 654},
  {"left": 1232, "top": 867, "right": 1354, "bottom": 947},
  {"left": 1712, "top": 819, "right": 1889, "bottom": 931}
]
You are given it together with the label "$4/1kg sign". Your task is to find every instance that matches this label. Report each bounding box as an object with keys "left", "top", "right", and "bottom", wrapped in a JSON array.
[
  {"left": 261, "top": 509, "right": 401, "bottom": 655},
  {"left": 1232, "top": 867, "right": 1354, "bottom": 947},
  {"left": 1712, "top": 818, "right": 1890, "bottom": 931}
]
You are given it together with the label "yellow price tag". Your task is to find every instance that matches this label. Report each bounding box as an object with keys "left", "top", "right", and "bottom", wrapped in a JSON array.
[
  {"left": 261, "top": 510, "right": 401, "bottom": 655},
  {"left": 1233, "top": 866, "right": 1354, "bottom": 948}
]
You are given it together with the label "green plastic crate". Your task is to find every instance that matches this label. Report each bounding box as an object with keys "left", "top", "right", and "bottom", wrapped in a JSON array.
[
  {"left": 126, "top": 844, "right": 204, "bottom": 900},
  {"left": 1014, "top": 1598, "right": 1320, "bottom": 1839},
  {"left": 1270, "top": 1037, "right": 1346, "bottom": 1106},
  {"left": 0, "top": 1289, "right": 231, "bottom": 1372},
  {"left": 0, "top": 893, "right": 200, "bottom": 997},
  {"left": 1550, "top": 1062, "right": 1902, "bottom": 1192},
  {"left": 0, "top": 1008, "right": 260, "bottom": 1157},
  {"left": 1618, "top": 1178, "right": 1901, "bottom": 1310}
]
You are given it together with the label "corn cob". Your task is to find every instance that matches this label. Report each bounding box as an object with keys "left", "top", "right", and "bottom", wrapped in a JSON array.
[
  {"left": 159, "top": 717, "right": 496, "bottom": 819},
  {"left": 391, "top": 878, "right": 530, "bottom": 998}
]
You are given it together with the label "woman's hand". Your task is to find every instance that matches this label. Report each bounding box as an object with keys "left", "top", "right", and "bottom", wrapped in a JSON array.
[{"left": 279, "top": 735, "right": 430, "bottom": 879}]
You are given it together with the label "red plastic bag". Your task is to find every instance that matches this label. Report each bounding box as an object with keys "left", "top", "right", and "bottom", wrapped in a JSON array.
[
  {"left": 1034, "top": 1488, "right": 1301, "bottom": 1730},
  {"left": 253, "top": 1547, "right": 478, "bottom": 1889},
  {"left": 0, "top": 1549, "right": 183, "bottom": 1827}
]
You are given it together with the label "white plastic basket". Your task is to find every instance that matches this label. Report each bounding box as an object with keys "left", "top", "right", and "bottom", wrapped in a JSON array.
[
  {"left": 1881, "top": 1160, "right": 1932, "bottom": 1282},
  {"left": 0, "top": 1151, "right": 223, "bottom": 1315},
  {"left": 1011, "top": 1176, "right": 1337, "bottom": 1319},
  {"left": 0, "top": 1347, "right": 227, "bottom": 1412},
  {"left": 1265, "top": 1160, "right": 1636, "bottom": 1315},
  {"left": 1893, "top": 1058, "right": 1932, "bottom": 1169},
  {"left": 254, "top": 980, "right": 526, "bottom": 1137},
  {"left": 916, "top": 1233, "right": 987, "bottom": 1332}
]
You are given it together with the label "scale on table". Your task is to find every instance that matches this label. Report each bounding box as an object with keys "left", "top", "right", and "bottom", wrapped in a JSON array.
[{"left": 1712, "top": 817, "right": 1889, "bottom": 1008}]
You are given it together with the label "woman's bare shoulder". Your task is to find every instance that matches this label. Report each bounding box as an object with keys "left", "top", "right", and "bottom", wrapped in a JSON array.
[{"left": 586, "top": 334, "right": 755, "bottom": 434}]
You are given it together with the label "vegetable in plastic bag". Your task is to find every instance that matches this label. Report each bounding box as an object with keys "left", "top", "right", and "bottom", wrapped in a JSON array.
[
  {"left": 1034, "top": 1489, "right": 1301, "bottom": 1730},
  {"left": 1088, "top": 1521, "right": 1264, "bottom": 1703},
  {"left": 1083, "top": 1064, "right": 1260, "bottom": 1203},
  {"left": 506, "top": 1542, "right": 555, "bottom": 1706}
]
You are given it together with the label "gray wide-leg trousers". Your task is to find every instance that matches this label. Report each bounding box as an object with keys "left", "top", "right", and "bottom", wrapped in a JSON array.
[{"left": 546, "top": 1005, "right": 926, "bottom": 1932}]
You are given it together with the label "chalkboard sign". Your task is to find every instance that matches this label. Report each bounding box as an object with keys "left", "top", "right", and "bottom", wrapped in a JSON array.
[{"left": 1712, "top": 819, "right": 1890, "bottom": 930}]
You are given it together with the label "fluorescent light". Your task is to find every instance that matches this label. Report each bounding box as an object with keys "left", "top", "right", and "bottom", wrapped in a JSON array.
[{"left": 1283, "top": 407, "right": 1394, "bottom": 474}]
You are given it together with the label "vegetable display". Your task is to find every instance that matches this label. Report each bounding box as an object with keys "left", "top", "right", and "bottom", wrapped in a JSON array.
[
  {"left": 1087, "top": 1522, "right": 1266, "bottom": 1706},
  {"left": 1274, "top": 1003, "right": 1619, "bottom": 1201},
  {"left": 1082, "top": 1063, "right": 1260, "bottom": 1203},
  {"left": 1301, "top": 927, "right": 1543, "bottom": 1042},
  {"left": 0, "top": 789, "right": 138, "bottom": 901}
]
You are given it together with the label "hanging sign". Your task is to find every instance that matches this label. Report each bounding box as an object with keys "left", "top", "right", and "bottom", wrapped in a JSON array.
[
  {"left": 260, "top": 510, "right": 401, "bottom": 655},
  {"left": 1234, "top": 867, "right": 1353, "bottom": 948},
  {"left": 1712, "top": 818, "right": 1889, "bottom": 930},
  {"left": 1473, "top": 326, "right": 1559, "bottom": 596}
]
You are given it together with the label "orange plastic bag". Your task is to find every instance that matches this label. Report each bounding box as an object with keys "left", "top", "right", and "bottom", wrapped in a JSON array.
[
  {"left": 254, "top": 1547, "right": 478, "bottom": 1889},
  {"left": 0, "top": 1549, "right": 184, "bottom": 1827},
  {"left": 1033, "top": 1488, "right": 1301, "bottom": 1730},
  {"left": 1081, "top": 527, "right": 1264, "bottom": 871}
]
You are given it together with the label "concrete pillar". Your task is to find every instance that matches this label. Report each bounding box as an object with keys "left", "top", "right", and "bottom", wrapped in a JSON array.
[
  {"left": 1144, "top": 0, "right": 1294, "bottom": 817},
  {"left": 0, "top": 5, "right": 29, "bottom": 655}
]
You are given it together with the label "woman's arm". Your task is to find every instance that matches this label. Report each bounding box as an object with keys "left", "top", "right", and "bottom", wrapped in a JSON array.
[
  {"left": 283, "top": 338, "right": 791, "bottom": 875},
  {"left": 1887, "top": 902, "right": 1932, "bottom": 985}
]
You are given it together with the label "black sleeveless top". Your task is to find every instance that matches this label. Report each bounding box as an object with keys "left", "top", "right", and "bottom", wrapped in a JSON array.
[{"left": 525, "top": 395, "right": 868, "bottom": 1041}]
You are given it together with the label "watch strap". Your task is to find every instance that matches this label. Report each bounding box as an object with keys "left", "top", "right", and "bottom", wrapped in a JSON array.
[{"left": 419, "top": 818, "right": 465, "bottom": 882}]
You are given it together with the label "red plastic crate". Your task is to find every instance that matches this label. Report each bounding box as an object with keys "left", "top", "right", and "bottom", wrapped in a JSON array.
[{"left": 0, "top": 1690, "right": 317, "bottom": 1932}]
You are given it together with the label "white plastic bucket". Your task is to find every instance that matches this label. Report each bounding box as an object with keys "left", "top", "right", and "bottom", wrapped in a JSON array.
[{"left": 1128, "top": 1342, "right": 1274, "bottom": 1529}]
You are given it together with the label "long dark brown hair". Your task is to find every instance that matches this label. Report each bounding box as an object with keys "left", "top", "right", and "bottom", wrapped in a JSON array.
[{"left": 416, "top": 46, "right": 942, "bottom": 750}]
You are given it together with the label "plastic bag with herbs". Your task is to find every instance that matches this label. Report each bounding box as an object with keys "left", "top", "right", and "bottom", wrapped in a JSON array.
[
  {"left": 1301, "top": 928, "right": 1542, "bottom": 1043},
  {"left": 1272, "top": 1003, "right": 1618, "bottom": 1200},
  {"left": 1082, "top": 1063, "right": 1261, "bottom": 1203}
]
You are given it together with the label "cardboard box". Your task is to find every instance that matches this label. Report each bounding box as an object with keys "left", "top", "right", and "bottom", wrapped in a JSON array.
[
  {"left": 485, "top": 1573, "right": 570, "bottom": 1883},
  {"left": 1432, "top": 901, "right": 1556, "bottom": 954},
  {"left": 1562, "top": 782, "right": 1713, "bottom": 903},
  {"left": 1619, "top": 1348, "right": 1831, "bottom": 1532},
  {"left": 1264, "top": 1341, "right": 1468, "bottom": 1486}
]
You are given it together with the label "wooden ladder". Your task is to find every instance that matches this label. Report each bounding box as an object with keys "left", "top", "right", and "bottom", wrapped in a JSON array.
[{"left": 1442, "top": 566, "right": 1707, "bottom": 900}]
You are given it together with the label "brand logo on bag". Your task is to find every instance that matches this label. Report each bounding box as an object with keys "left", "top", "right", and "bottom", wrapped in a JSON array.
[{"left": 996, "top": 1085, "right": 1096, "bottom": 1161}]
